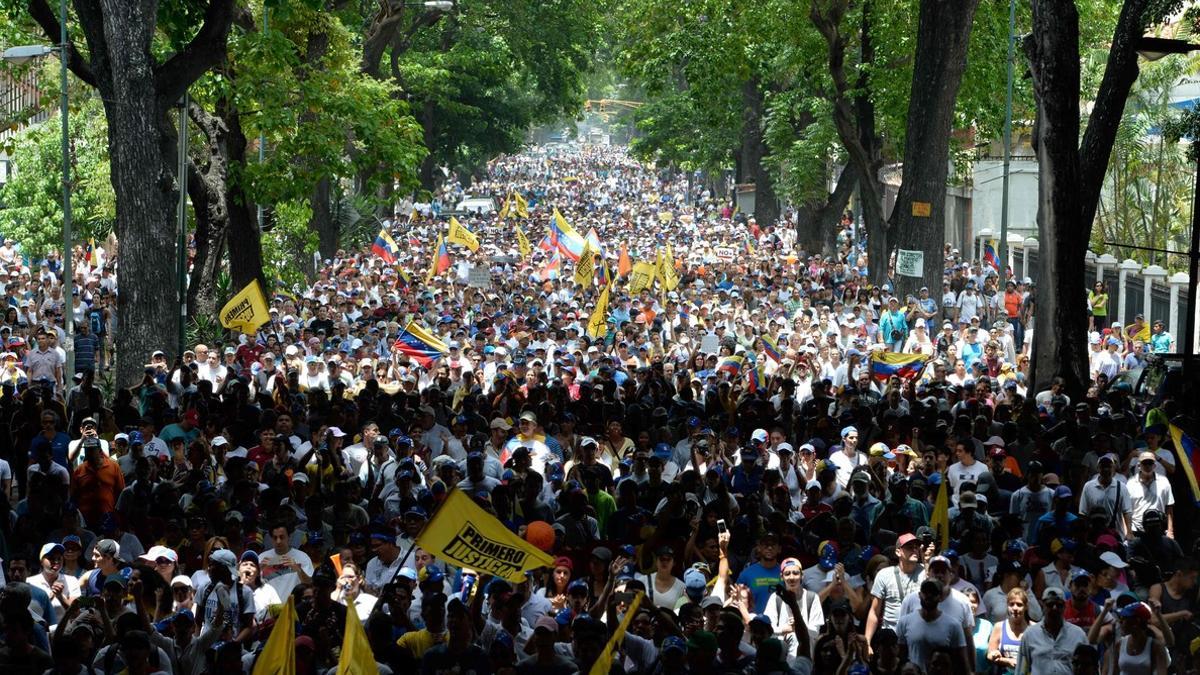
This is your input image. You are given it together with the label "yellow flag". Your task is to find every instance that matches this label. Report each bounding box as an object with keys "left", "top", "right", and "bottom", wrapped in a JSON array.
[
  {"left": 587, "top": 284, "right": 610, "bottom": 339},
  {"left": 446, "top": 217, "right": 479, "bottom": 252},
  {"left": 498, "top": 196, "right": 511, "bottom": 220},
  {"left": 590, "top": 591, "right": 644, "bottom": 675},
  {"left": 335, "top": 598, "right": 376, "bottom": 675},
  {"left": 574, "top": 244, "right": 595, "bottom": 288},
  {"left": 660, "top": 243, "right": 680, "bottom": 291},
  {"left": 251, "top": 595, "right": 296, "bottom": 675},
  {"left": 629, "top": 261, "right": 657, "bottom": 294},
  {"left": 219, "top": 279, "right": 271, "bottom": 334},
  {"left": 929, "top": 478, "right": 950, "bottom": 551},
  {"left": 513, "top": 191, "right": 529, "bottom": 218},
  {"left": 416, "top": 489, "right": 554, "bottom": 582},
  {"left": 515, "top": 225, "right": 532, "bottom": 259}
]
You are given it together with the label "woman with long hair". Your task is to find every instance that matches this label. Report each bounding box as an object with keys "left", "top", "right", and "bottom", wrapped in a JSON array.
[
  {"left": 539, "top": 556, "right": 574, "bottom": 611},
  {"left": 1089, "top": 281, "right": 1110, "bottom": 330},
  {"left": 987, "top": 588, "right": 1030, "bottom": 675}
]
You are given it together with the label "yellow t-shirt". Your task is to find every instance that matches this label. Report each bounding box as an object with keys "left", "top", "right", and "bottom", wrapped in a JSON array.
[{"left": 396, "top": 628, "right": 448, "bottom": 659}]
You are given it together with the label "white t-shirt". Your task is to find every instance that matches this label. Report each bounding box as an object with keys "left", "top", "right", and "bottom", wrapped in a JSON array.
[
  {"left": 635, "top": 573, "right": 686, "bottom": 610},
  {"left": 946, "top": 460, "right": 988, "bottom": 501},
  {"left": 26, "top": 571, "right": 81, "bottom": 626},
  {"left": 257, "top": 548, "right": 314, "bottom": 599},
  {"left": 827, "top": 449, "right": 868, "bottom": 488}
]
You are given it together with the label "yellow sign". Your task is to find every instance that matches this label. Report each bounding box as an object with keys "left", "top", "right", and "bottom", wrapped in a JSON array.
[
  {"left": 446, "top": 217, "right": 480, "bottom": 251},
  {"left": 659, "top": 243, "right": 680, "bottom": 291},
  {"left": 629, "top": 261, "right": 657, "bottom": 294},
  {"left": 911, "top": 201, "right": 932, "bottom": 217},
  {"left": 219, "top": 279, "right": 271, "bottom": 334},
  {"left": 515, "top": 225, "right": 532, "bottom": 259},
  {"left": 574, "top": 245, "right": 595, "bottom": 288},
  {"left": 416, "top": 489, "right": 554, "bottom": 582},
  {"left": 587, "top": 284, "right": 610, "bottom": 339}
]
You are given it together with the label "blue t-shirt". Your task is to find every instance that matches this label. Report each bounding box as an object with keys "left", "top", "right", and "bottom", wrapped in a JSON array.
[
  {"left": 30, "top": 432, "right": 71, "bottom": 468},
  {"left": 737, "top": 561, "right": 782, "bottom": 613}
]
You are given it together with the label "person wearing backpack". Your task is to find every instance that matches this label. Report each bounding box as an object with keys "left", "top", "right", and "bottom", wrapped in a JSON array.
[{"left": 192, "top": 549, "right": 255, "bottom": 645}]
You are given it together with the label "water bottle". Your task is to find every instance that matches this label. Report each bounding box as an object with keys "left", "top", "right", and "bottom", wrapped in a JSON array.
[{"left": 461, "top": 573, "right": 476, "bottom": 604}]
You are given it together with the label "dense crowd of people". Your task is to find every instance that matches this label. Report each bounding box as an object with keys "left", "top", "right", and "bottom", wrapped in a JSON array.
[{"left": 0, "top": 143, "right": 1195, "bottom": 675}]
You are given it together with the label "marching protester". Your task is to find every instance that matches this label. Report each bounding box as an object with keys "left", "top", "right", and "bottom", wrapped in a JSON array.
[{"left": 0, "top": 143, "right": 1195, "bottom": 675}]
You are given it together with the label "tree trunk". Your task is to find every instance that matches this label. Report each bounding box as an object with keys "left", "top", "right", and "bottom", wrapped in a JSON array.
[
  {"left": 221, "top": 104, "right": 266, "bottom": 292},
  {"left": 811, "top": 0, "right": 888, "bottom": 283},
  {"left": 1023, "top": 0, "right": 1150, "bottom": 398},
  {"left": 185, "top": 158, "right": 224, "bottom": 320},
  {"left": 739, "top": 78, "right": 779, "bottom": 226},
  {"left": 312, "top": 176, "right": 338, "bottom": 260},
  {"left": 29, "top": 0, "right": 235, "bottom": 386},
  {"left": 796, "top": 163, "right": 858, "bottom": 256},
  {"left": 889, "top": 0, "right": 982, "bottom": 304},
  {"left": 1025, "top": 0, "right": 1087, "bottom": 396}
]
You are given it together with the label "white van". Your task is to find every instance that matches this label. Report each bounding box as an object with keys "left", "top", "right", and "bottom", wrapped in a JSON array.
[{"left": 456, "top": 196, "right": 497, "bottom": 215}]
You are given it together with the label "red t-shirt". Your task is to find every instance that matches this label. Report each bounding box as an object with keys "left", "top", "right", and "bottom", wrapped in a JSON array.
[{"left": 1064, "top": 597, "right": 1100, "bottom": 628}]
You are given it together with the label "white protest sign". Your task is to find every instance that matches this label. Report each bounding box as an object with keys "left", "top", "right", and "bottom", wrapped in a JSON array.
[
  {"left": 897, "top": 249, "right": 924, "bottom": 278},
  {"left": 700, "top": 333, "right": 721, "bottom": 354},
  {"left": 714, "top": 247, "right": 735, "bottom": 262},
  {"left": 467, "top": 266, "right": 491, "bottom": 288}
]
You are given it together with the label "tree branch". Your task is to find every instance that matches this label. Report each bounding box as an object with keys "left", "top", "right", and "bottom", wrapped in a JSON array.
[
  {"left": 26, "top": 0, "right": 99, "bottom": 87},
  {"left": 1077, "top": 0, "right": 1149, "bottom": 233},
  {"left": 154, "top": 0, "right": 237, "bottom": 109}
]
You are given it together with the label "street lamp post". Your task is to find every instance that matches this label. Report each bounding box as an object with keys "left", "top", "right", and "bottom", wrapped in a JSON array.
[
  {"left": 1, "top": 0, "right": 73, "bottom": 388},
  {"left": 999, "top": 0, "right": 1016, "bottom": 275}
]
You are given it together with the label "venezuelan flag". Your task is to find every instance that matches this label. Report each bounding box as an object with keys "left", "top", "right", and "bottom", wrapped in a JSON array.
[
  {"left": 538, "top": 234, "right": 555, "bottom": 252},
  {"left": 983, "top": 241, "right": 1000, "bottom": 272},
  {"left": 393, "top": 321, "right": 449, "bottom": 368},
  {"left": 760, "top": 335, "right": 782, "bottom": 363},
  {"left": 551, "top": 208, "right": 586, "bottom": 262},
  {"left": 1170, "top": 424, "right": 1200, "bottom": 505},
  {"left": 539, "top": 252, "right": 562, "bottom": 281},
  {"left": 84, "top": 237, "right": 95, "bottom": 264},
  {"left": 372, "top": 228, "right": 400, "bottom": 263},
  {"left": 717, "top": 355, "right": 745, "bottom": 377},
  {"left": 747, "top": 363, "right": 765, "bottom": 393},
  {"left": 586, "top": 227, "right": 603, "bottom": 254},
  {"left": 870, "top": 352, "right": 930, "bottom": 382}
]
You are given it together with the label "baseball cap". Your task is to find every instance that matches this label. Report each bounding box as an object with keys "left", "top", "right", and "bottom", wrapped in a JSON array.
[
  {"left": 1100, "top": 551, "right": 1128, "bottom": 569},
  {"left": 1054, "top": 485, "right": 1073, "bottom": 500},
  {"left": 40, "top": 542, "right": 65, "bottom": 559},
  {"left": 1041, "top": 587, "right": 1065, "bottom": 602}
]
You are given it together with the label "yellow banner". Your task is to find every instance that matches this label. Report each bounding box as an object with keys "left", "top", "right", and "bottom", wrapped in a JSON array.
[
  {"left": 929, "top": 478, "right": 950, "bottom": 551},
  {"left": 589, "top": 591, "right": 644, "bottom": 675},
  {"left": 629, "top": 261, "right": 657, "bottom": 294},
  {"left": 587, "top": 284, "right": 610, "bottom": 339},
  {"left": 335, "top": 597, "right": 376, "bottom": 675},
  {"left": 447, "top": 217, "right": 479, "bottom": 252},
  {"left": 516, "top": 225, "right": 532, "bottom": 259},
  {"left": 574, "top": 245, "right": 595, "bottom": 288},
  {"left": 660, "top": 243, "right": 680, "bottom": 291},
  {"left": 219, "top": 279, "right": 271, "bottom": 335},
  {"left": 513, "top": 192, "right": 529, "bottom": 218},
  {"left": 416, "top": 489, "right": 554, "bottom": 582},
  {"left": 251, "top": 595, "right": 296, "bottom": 675}
]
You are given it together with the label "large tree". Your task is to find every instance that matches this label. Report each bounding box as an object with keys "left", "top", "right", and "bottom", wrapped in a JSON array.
[
  {"left": 19, "top": 0, "right": 237, "bottom": 387},
  {"left": 1024, "top": 0, "right": 1185, "bottom": 397}
]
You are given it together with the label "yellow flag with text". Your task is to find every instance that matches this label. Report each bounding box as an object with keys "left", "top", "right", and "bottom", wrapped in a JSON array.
[
  {"left": 629, "top": 261, "right": 657, "bottom": 294},
  {"left": 587, "top": 284, "right": 610, "bottom": 339},
  {"left": 447, "top": 217, "right": 480, "bottom": 252},
  {"left": 251, "top": 595, "right": 296, "bottom": 675},
  {"left": 335, "top": 598, "right": 376, "bottom": 675},
  {"left": 416, "top": 489, "right": 554, "bottom": 582},
  {"left": 660, "top": 243, "right": 680, "bottom": 291},
  {"left": 574, "top": 245, "right": 595, "bottom": 288},
  {"left": 513, "top": 191, "right": 529, "bottom": 218},
  {"left": 219, "top": 279, "right": 271, "bottom": 334},
  {"left": 516, "top": 226, "right": 532, "bottom": 259}
]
